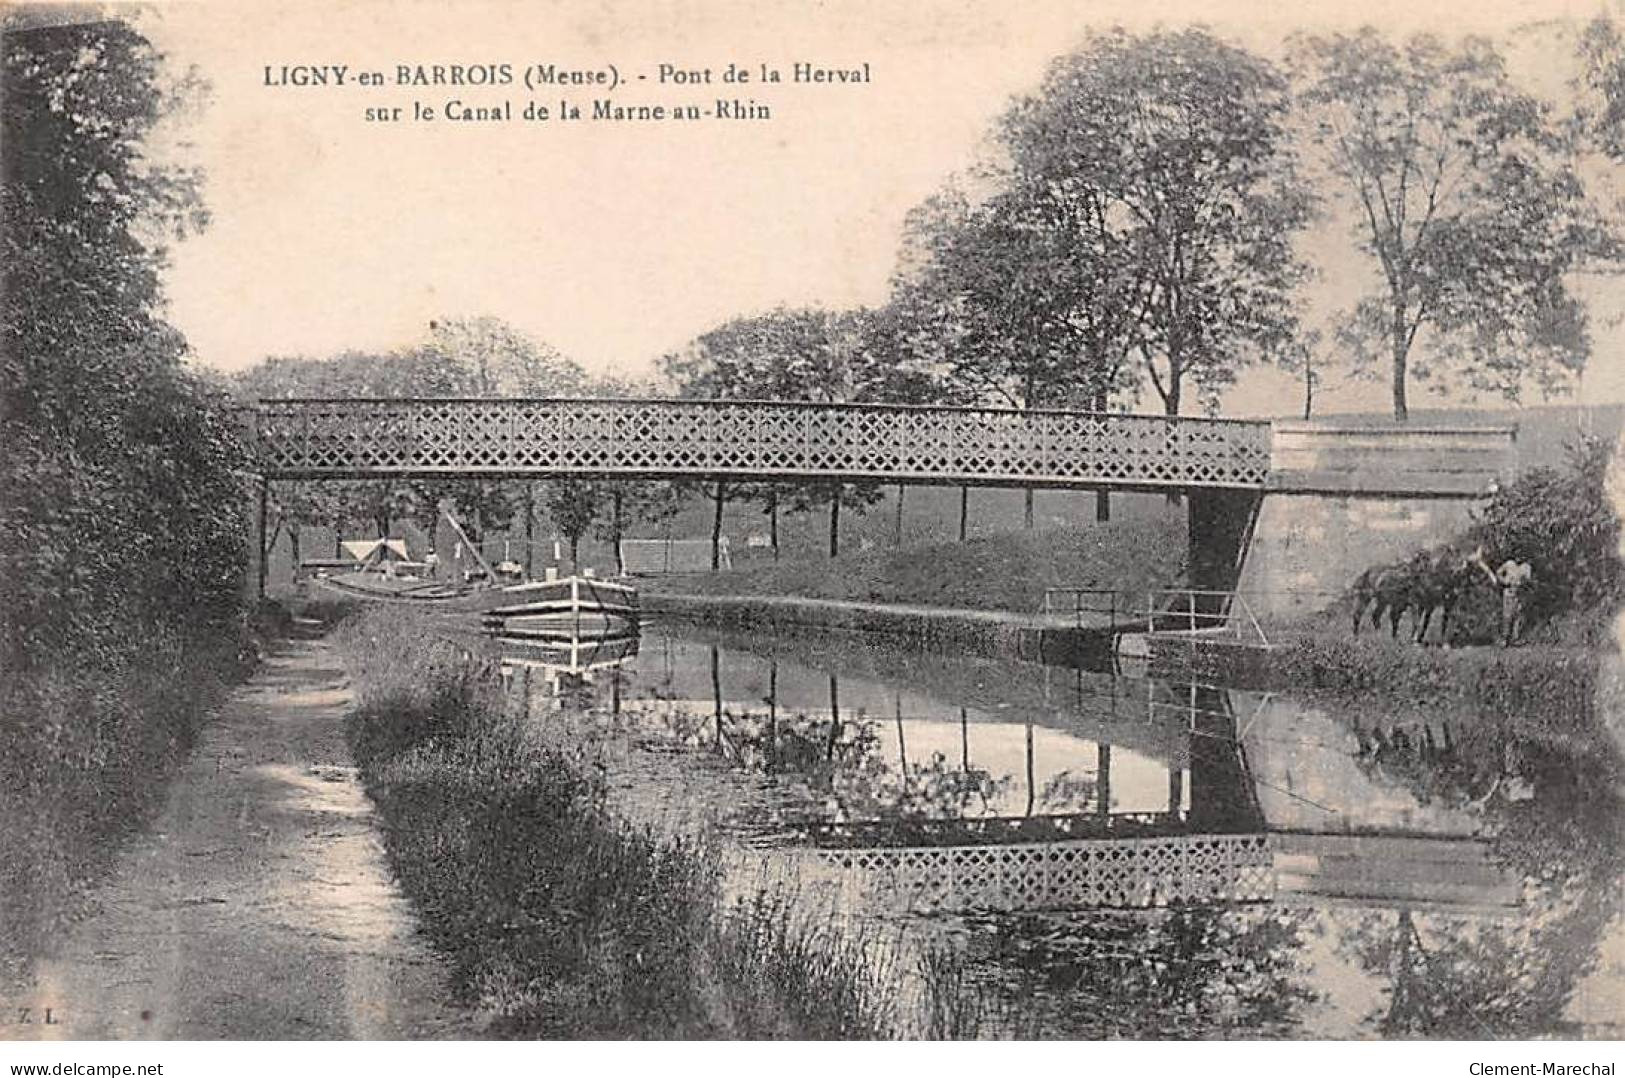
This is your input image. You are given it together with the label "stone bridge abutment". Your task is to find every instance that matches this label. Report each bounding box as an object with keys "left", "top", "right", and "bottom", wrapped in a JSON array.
[{"left": 1232, "top": 423, "right": 1518, "bottom": 624}]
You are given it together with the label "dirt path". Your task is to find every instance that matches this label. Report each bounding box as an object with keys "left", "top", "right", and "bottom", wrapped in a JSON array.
[{"left": 4, "top": 631, "right": 480, "bottom": 1040}]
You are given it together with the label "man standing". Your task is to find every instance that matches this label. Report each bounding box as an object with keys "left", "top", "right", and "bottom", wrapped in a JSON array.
[{"left": 1495, "top": 559, "right": 1533, "bottom": 646}]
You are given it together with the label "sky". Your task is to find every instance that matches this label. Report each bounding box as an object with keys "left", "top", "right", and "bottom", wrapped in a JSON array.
[{"left": 117, "top": 0, "right": 1625, "bottom": 417}]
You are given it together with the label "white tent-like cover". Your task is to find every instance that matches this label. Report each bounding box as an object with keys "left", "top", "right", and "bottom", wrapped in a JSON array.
[{"left": 339, "top": 538, "right": 411, "bottom": 570}]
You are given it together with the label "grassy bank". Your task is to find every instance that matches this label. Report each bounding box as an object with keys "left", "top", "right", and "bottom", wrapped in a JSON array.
[
  {"left": 1276, "top": 633, "right": 1598, "bottom": 727},
  {"left": 337, "top": 610, "right": 928, "bottom": 1038},
  {"left": 1263, "top": 593, "right": 1612, "bottom": 733},
  {"left": 0, "top": 602, "right": 290, "bottom": 985},
  {"left": 649, "top": 520, "right": 1186, "bottom": 613}
]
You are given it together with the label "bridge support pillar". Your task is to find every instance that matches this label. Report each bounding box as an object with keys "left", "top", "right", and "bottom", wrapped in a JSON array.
[{"left": 1187, "top": 489, "right": 1262, "bottom": 595}]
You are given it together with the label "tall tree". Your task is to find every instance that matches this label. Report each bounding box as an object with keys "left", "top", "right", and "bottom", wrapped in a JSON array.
[
  {"left": 542, "top": 478, "right": 599, "bottom": 571},
  {"left": 1008, "top": 28, "right": 1311, "bottom": 419},
  {"left": 890, "top": 187, "right": 1109, "bottom": 526},
  {"left": 236, "top": 320, "right": 589, "bottom": 546},
  {"left": 424, "top": 315, "right": 587, "bottom": 396},
  {"left": 892, "top": 185, "right": 1110, "bottom": 414},
  {"left": 661, "top": 306, "right": 892, "bottom": 558},
  {"left": 897, "top": 29, "right": 1308, "bottom": 517},
  {"left": 1576, "top": 15, "right": 1625, "bottom": 161},
  {"left": 901, "top": 29, "right": 1310, "bottom": 423},
  {"left": 1292, "top": 29, "right": 1614, "bottom": 419},
  {"left": 3, "top": 15, "right": 245, "bottom": 668}
]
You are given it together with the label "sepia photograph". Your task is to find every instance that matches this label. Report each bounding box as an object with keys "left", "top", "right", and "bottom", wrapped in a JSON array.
[{"left": 2, "top": 0, "right": 1623, "bottom": 1060}]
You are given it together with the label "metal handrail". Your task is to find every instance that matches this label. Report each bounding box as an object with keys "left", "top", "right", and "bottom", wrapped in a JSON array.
[
  {"left": 1040, "top": 586, "right": 1127, "bottom": 629},
  {"left": 1141, "top": 588, "right": 1272, "bottom": 647}
]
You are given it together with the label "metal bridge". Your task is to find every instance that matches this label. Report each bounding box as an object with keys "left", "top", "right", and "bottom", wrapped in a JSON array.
[{"left": 247, "top": 397, "right": 1273, "bottom": 490}]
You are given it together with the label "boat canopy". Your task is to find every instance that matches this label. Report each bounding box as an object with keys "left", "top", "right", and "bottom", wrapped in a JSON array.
[{"left": 340, "top": 538, "right": 411, "bottom": 567}]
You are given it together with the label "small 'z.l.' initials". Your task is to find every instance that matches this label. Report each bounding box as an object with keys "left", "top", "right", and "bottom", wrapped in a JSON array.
[{"left": 10, "top": 1006, "right": 58, "bottom": 1024}]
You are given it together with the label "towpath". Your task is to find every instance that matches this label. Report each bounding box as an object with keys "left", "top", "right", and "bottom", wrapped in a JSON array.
[{"left": 3, "top": 629, "right": 476, "bottom": 1040}]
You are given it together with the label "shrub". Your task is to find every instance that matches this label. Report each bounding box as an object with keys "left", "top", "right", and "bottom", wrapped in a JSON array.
[{"left": 1469, "top": 436, "right": 1623, "bottom": 630}]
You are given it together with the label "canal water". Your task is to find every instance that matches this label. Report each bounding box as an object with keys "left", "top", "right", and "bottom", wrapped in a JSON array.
[{"left": 480, "top": 619, "right": 1625, "bottom": 1039}]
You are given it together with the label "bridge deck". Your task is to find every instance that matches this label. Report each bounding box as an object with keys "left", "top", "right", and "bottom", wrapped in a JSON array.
[{"left": 248, "top": 397, "right": 1273, "bottom": 490}]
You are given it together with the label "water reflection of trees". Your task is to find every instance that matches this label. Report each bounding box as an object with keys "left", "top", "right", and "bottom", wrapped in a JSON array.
[
  {"left": 612, "top": 696, "right": 1021, "bottom": 828},
  {"left": 590, "top": 657, "right": 1027, "bottom": 826},
  {"left": 830, "top": 749, "right": 1014, "bottom": 824},
  {"left": 957, "top": 907, "right": 1319, "bottom": 1039},
  {"left": 1339, "top": 714, "right": 1625, "bottom": 1037}
]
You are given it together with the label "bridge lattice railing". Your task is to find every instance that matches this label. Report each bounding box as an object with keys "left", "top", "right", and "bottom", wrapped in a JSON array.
[{"left": 248, "top": 398, "right": 1272, "bottom": 489}]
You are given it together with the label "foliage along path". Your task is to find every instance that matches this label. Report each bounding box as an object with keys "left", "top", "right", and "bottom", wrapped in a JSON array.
[{"left": 4, "top": 629, "right": 476, "bottom": 1040}]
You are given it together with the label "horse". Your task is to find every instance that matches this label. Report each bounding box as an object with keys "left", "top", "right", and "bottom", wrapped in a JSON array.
[
  {"left": 1407, "top": 544, "right": 1497, "bottom": 645},
  {"left": 1351, "top": 545, "right": 1497, "bottom": 644},
  {"left": 1350, "top": 551, "right": 1429, "bottom": 637}
]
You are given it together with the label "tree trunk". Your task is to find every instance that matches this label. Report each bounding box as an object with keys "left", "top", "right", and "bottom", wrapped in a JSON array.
[
  {"left": 1164, "top": 356, "right": 1183, "bottom": 507},
  {"left": 1392, "top": 303, "right": 1410, "bottom": 421},
  {"left": 767, "top": 661, "right": 779, "bottom": 773},
  {"left": 1097, "top": 742, "right": 1112, "bottom": 818},
  {"left": 612, "top": 487, "right": 624, "bottom": 576},
  {"left": 1303, "top": 354, "right": 1314, "bottom": 421},
  {"left": 895, "top": 695, "right": 907, "bottom": 774},
  {"left": 825, "top": 674, "right": 841, "bottom": 761},
  {"left": 1093, "top": 390, "right": 1111, "bottom": 522},
  {"left": 959, "top": 486, "right": 969, "bottom": 542},
  {"left": 1024, "top": 721, "right": 1035, "bottom": 817},
  {"left": 1022, "top": 377, "right": 1038, "bottom": 530},
  {"left": 289, "top": 526, "right": 302, "bottom": 578},
  {"left": 767, "top": 489, "right": 779, "bottom": 561},
  {"left": 256, "top": 478, "right": 269, "bottom": 600},
  {"left": 828, "top": 485, "right": 842, "bottom": 558},
  {"left": 569, "top": 532, "right": 580, "bottom": 571},
  {"left": 524, "top": 483, "right": 535, "bottom": 577},
  {"left": 710, "top": 644, "right": 724, "bottom": 755},
  {"left": 893, "top": 484, "right": 905, "bottom": 545},
  {"left": 711, "top": 480, "right": 726, "bottom": 572}
]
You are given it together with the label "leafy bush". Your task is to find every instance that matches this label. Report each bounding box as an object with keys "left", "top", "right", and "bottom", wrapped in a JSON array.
[{"left": 1469, "top": 436, "right": 1623, "bottom": 630}]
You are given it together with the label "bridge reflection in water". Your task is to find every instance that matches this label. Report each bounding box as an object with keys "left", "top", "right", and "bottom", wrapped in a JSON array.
[
  {"left": 477, "top": 622, "right": 1620, "bottom": 1038},
  {"left": 489, "top": 624, "right": 1520, "bottom": 917}
]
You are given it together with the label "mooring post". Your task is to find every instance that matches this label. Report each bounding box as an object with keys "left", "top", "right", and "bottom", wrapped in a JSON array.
[{"left": 256, "top": 475, "right": 269, "bottom": 600}]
